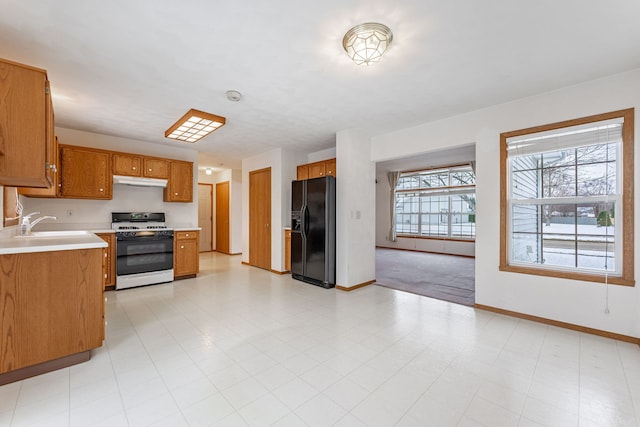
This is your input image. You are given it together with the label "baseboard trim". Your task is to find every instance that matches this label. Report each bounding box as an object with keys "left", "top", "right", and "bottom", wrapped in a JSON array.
[
  {"left": 336, "top": 280, "right": 376, "bottom": 292},
  {"left": 241, "top": 261, "right": 251, "bottom": 266},
  {"left": 475, "top": 304, "right": 640, "bottom": 345},
  {"left": 271, "top": 269, "right": 288, "bottom": 275},
  {"left": 0, "top": 350, "right": 91, "bottom": 386},
  {"left": 376, "top": 245, "right": 475, "bottom": 259}
]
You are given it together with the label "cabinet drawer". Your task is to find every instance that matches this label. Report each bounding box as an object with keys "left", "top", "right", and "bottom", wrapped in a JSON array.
[{"left": 175, "top": 231, "right": 197, "bottom": 240}]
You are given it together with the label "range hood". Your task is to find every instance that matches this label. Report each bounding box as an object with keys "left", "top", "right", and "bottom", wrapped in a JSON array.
[{"left": 113, "top": 175, "right": 168, "bottom": 187}]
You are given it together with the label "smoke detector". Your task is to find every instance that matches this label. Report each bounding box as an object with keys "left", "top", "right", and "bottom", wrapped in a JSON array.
[{"left": 226, "top": 90, "right": 242, "bottom": 102}]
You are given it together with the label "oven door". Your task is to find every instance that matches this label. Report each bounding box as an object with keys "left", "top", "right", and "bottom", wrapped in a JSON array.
[{"left": 116, "top": 232, "right": 174, "bottom": 276}]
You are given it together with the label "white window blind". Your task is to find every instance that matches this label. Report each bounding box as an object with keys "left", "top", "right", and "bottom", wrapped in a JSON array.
[{"left": 506, "top": 118, "right": 623, "bottom": 156}]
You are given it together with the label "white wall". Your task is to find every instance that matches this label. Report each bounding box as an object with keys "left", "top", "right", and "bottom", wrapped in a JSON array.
[
  {"left": 307, "top": 147, "right": 336, "bottom": 163},
  {"left": 370, "top": 69, "right": 640, "bottom": 338},
  {"left": 20, "top": 127, "right": 199, "bottom": 228},
  {"left": 336, "top": 129, "right": 376, "bottom": 288},
  {"left": 374, "top": 171, "right": 476, "bottom": 257}
]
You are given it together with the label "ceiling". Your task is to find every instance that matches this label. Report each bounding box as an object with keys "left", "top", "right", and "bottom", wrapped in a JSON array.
[{"left": 2, "top": 1, "right": 639, "bottom": 172}]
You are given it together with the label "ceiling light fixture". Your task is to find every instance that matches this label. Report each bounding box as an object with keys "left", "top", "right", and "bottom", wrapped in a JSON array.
[
  {"left": 165, "top": 109, "right": 226, "bottom": 143},
  {"left": 342, "top": 22, "right": 393, "bottom": 66},
  {"left": 205, "top": 167, "right": 213, "bottom": 175}
]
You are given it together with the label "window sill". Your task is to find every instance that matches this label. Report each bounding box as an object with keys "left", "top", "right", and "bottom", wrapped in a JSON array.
[
  {"left": 396, "top": 234, "right": 475, "bottom": 243},
  {"left": 498, "top": 264, "right": 635, "bottom": 286}
]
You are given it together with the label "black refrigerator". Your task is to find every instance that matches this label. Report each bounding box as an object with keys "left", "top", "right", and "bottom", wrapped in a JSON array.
[{"left": 291, "top": 176, "right": 336, "bottom": 288}]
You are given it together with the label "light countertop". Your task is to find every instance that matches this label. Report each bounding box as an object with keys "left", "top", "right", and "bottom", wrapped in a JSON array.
[{"left": 0, "top": 228, "right": 108, "bottom": 255}]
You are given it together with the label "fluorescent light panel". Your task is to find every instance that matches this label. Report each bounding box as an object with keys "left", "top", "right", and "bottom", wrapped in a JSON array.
[{"left": 165, "top": 109, "right": 226, "bottom": 143}]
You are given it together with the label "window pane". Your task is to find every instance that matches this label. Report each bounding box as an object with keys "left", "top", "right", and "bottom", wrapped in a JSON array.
[
  {"left": 576, "top": 162, "right": 615, "bottom": 196},
  {"left": 577, "top": 143, "right": 616, "bottom": 164},
  {"left": 577, "top": 240, "right": 614, "bottom": 271},
  {"left": 420, "top": 171, "right": 448, "bottom": 188},
  {"left": 543, "top": 166, "right": 575, "bottom": 197},
  {"left": 512, "top": 154, "right": 541, "bottom": 172},
  {"left": 542, "top": 149, "right": 574, "bottom": 168},
  {"left": 451, "top": 169, "right": 475, "bottom": 186},
  {"left": 512, "top": 169, "right": 541, "bottom": 199},
  {"left": 420, "top": 213, "right": 447, "bottom": 236}
]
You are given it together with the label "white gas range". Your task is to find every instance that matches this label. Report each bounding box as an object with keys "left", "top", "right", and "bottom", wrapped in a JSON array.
[{"left": 111, "top": 212, "right": 174, "bottom": 290}]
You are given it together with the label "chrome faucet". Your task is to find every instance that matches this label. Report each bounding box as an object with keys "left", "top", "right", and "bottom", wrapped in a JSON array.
[{"left": 20, "top": 212, "right": 57, "bottom": 236}]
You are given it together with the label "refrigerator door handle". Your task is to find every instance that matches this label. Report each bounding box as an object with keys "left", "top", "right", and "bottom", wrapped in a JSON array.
[{"left": 302, "top": 204, "right": 309, "bottom": 238}]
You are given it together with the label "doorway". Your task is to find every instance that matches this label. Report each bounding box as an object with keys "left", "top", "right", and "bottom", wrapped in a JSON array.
[
  {"left": 374, "top": 145, "right": 476, "bottom": 306},
  {"left": 197, "top": 183, "right": 213, "bottom": 252},
  {"left": 216, "top": 181, "right": 230, "bottom": 254},
  {"left": 249, "top": 167, "right": 271, "bottom": 270}
]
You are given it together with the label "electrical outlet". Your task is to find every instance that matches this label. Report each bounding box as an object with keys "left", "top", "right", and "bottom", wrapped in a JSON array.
[{"left": 66, "top": 209, "right": 73, "bottom": 217}]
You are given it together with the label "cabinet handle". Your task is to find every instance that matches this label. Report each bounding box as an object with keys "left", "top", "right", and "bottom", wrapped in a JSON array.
[
  {"left": 104, "top": 273, "right": 107, "bottom": 278},
  {"left": 132, "top": 166, "right": 137, "bottom": 170},
  {"left": 180, "top": 245, "right": 184, "bottom": 249},
  {"left": 185, "top": 233, "right": 189, "bottom": 237},
  {"left": 46, "top": 163, "right": 57, "bottom": 173},
  {"left": 149, "top": 168, "right": 152, "bottom": 172},
  {"left": 175, "top": 192, "right": 178, "bottom": 196},
  {"left": 99, "top": 188, "right": 104, "bottom": 192},
  {"left": 104, "top": 253, "right": 107, "bottom": 258}
]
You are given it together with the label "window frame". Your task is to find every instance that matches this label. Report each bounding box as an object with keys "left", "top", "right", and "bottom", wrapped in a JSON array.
[
  {"left": 499, "top": 108, "right": 634, "bottom": 286},
  {"left": 395, "top": 163, "right": 476, "bottom": 241}
]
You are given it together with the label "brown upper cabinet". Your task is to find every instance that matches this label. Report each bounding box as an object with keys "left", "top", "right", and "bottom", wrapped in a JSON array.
[
  {"left": 296, "top": 158, "right": 336, "bottom": 180},
  {"left": 143, "top": 157, "right": 170, "bottom": 179},
  {"left": 112, "top": 153, "right": 142, "bottom": 176},
  {"left": 164, "top": 160, "right": 193, "bottom": 202},
  {"left": 112, "top": 153, "right": 170, "bottom": 179},
  {"left": 18, "top": 136, "right": 60, "bottom": 198},
  {"left": 0, "top": 58, "right": 56, "bottom": 188},
  {"left": 59, "top": 145, "right": 112, "bottom": 199}
]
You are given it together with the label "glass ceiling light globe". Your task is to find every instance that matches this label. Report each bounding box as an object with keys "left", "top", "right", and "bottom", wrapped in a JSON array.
[{"left": 342, "top": 22, "right": 393, "bottom": 66}]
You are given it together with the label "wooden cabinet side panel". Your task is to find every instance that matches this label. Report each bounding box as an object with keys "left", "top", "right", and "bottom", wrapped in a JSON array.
[
  {"left": 0, "top": 249, "right": 103, "bottom": 373},
  {"left": 0, "top": 61, "right": 47, "bottom": 187}
]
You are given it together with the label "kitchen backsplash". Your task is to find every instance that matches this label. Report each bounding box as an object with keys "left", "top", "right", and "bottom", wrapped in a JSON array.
[{"left": 21, "top": 184, "right": 197, "bottom": 228}]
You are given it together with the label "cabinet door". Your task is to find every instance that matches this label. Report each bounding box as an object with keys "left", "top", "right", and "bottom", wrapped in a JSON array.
[
  {"left": 18, "top": 136, "right": 60, "bottom": 198},
  {"left": 96, "top": 233, "right": 115, "bottom": 289},
  {"left": 174, "top": 231, "right": 199, "bottom": 278},
  {"left": 0, "top": 60, "right": 49, "bottom": 187},
  {"left": 59, "top": 146, "right": 112, "bottom": 199},
  {"left": 285, "top": 229, "right": 291, "bottom": 272},
  {"left": 308, "top": 162, "right": 326, "bottom": 178},
  {"left": 296, "top": 165, "right": 309, "bottom": 180},
  {"left": 164, "top": 161, "right": 193, "bottom": 202},
  {"left": 325, "top": 159, "right": 336, "bottom": 177},
  {"left": 113, "top": 153, "right": 142, "bottom": 176},
  {"left": 144, "top": 158, "right": 170, "bottom": 179}
]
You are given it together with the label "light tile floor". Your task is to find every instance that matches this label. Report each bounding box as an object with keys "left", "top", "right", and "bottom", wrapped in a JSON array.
[{"left": 2, "top": 252, "right": 640, "bottom": 426}]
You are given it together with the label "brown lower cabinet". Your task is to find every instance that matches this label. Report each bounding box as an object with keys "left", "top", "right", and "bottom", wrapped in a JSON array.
[
  {"left": 96, "top": 233, "right": 115, "bottom": 289},
  {"left": 0, "top": 248, "right": 104, "bottom": 384},
  {"left": 174, "top": 230, "right": 199, "bottom": 279},
  {"left": 285, "top": 229, "right": 291, "bottom": 272}
]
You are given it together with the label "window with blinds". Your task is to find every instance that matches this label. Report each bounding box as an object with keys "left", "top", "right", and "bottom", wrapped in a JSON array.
[
  {"left": 499, "top": 109, "right": 635, "bottom": 286},
  {"left": 395, "top": 165, "right": 476, "bottom": 239}
]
